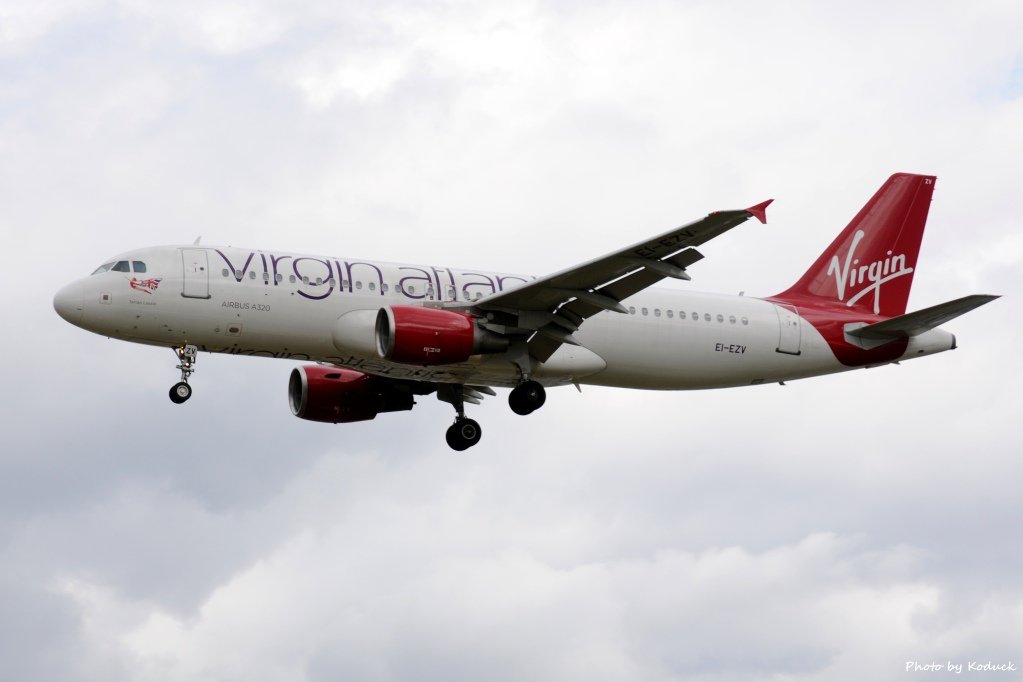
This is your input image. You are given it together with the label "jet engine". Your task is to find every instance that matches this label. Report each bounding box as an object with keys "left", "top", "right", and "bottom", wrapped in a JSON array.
[
  {"left": 288, "top": 365, "right": 414, "bottom": 423},
  {"left": 375, "top": 305, "right": 508, "bottom": 365}
]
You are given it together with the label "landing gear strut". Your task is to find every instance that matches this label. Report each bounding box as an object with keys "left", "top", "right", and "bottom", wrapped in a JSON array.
[
  {"left": 437, "top": 384, "right": 483, "bottom": 451},
  {"left": 509, "top": 380, "right": 546, "bottom": 415},
  {"left": 169, "top": 344, "right": 198, "bottom": 404}
]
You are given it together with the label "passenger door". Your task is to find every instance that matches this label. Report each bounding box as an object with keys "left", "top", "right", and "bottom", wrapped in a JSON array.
[
  {"left": 774, "top": 303, "right": 802, "bottom": 355},
  {"left": 181, "top": 248, "right": 211, "bottom": 299}
]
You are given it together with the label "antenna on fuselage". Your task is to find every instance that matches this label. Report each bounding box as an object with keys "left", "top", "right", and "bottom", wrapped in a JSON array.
[{"left": 193, "top": 236, "right": 202, "bottom": 245}]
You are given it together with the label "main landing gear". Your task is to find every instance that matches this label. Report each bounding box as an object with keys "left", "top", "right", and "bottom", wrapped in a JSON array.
[
  {"left": 436, "top": 379, "right": 547, "bottom": 451},
  {"left": 508, "top": 379, "right": 546, "bottom": 415},
  {"left": 507, "top": 346, "right": 546, "bottom": 416},
  {"left": 437, "top": 384, "right": 489, "bottom": 451},
  {"left": 446, "top": 417, "right": 482, "bottom": 452},
  {"left": 169, "top": 344, "right": 198, "bottom": 404}
]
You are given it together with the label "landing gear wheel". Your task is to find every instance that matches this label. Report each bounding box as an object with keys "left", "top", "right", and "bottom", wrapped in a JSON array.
[
  {"left": 509, "top": 380, "right": 546, "bottom": 415},
  {"left": 446, "top": 418, "right": 482, "bottom": 451},
  {"left": 169, "top": 381, "right": 192, "bottom": 404}
]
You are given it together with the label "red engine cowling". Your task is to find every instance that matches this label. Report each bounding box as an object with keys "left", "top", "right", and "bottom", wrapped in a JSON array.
[
  {"left": 288, "top": 365, "right": 414, "bottom": 423},
  {"left": 375, "top": 305, "right": 507, "bottom": 365}
]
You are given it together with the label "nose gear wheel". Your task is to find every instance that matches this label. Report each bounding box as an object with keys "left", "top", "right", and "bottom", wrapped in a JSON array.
[{"left": 169, "top": 381, "right": 192, "bottom": 404}]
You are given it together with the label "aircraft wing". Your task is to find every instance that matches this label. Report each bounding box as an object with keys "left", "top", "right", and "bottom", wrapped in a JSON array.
[{"left": 474, "top": 200, "right": 772, "bottom": 362}]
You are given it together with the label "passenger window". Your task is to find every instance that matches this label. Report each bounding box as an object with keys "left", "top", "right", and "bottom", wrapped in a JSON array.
[
  {"left": 447, "top": 286, "right": 455, "bottom": 299},
  {"left": 91, "top": 262, "right": 114, "bottom": 275},
  {"left": 263, "top": 272, "right": 270, "bottom": 282},
  {"left": 302, "top": 276, "right": 309, "bottom": 284},
  {"left": 275, "top": 273, "right": 283, "bottom": 283},
  {"left": 704, "top": 313, "right": 711, "bottom": 322},
  {"left": 249, "top": 271, "right": 256, "bottom": 280},
  {"left": 369, "top": 282, "right": 376, "bottom": 291},
  {"left": 289, "top": 275, "right": 296, "bottom": 283},
  {"left": 729, "top": 315, "right": 736, "bottom": 324},
  {"left": 654, "top": 309, "right": 661, "bottom": 317},
  {"left": 112, "top": 261, "right": 130, "bottom": 273},
  {"left": 316, "top": 277, "right": 323, "bottom": 285},
  {"left": 717, "top": 314, "right": 724, "bottom": 323},
  {"left": 382, "top": 283, "right": 389, "bottom": 293},
  {"left": 692, "top": 312, "right": 699, "bottom": 320},
  {"left": 742, "top": 317, "right": 749, "bottom": 325},
  {"left": 629, "top": 306, "right": 636, "bottom": 314},
  {"left": 679, "top": 311, "right": 686, "bottom": 320},
  {"left": 222, "top": 268, "right": 229, "bottom": 277},
  {"left": 132, "top": 261, "right": 147, "bottom": 273},
  {"left": 667, "top": 310, "right": 674, "bottom": 319},
  {"left": 356, "top": 281, "right": 363, "bottom": 290},
  {"left": 235, "top": 269, "right": 243, "bottom": 279}
]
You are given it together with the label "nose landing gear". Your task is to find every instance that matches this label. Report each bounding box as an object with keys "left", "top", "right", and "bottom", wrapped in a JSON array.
[{"left": 169, "top": 344, "right": 198, "bottom": 404}]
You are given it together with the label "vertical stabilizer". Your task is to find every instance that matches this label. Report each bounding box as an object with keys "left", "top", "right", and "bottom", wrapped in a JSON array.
[{"left": 774, "top": 173, "right": 936, "bottom": 317}]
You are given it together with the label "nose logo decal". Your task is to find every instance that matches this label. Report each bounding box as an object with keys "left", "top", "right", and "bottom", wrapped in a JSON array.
[{"left": 129, "top": 277, "right": 162, "bottom": 294}]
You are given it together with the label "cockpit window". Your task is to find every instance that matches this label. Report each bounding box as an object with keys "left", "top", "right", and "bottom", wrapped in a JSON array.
[
  {"left": 132, "top": 261, "right": 147, "bottom": 273},
  {"left": 111, "top": 261, "right": 130, "bottom": 273},
  {"left": 91, "top": 262, "right": 115, "bottom": 275}
]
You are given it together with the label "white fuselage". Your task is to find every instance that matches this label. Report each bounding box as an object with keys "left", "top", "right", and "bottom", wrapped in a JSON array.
[{"left": 55, "top": 245, "right": 955, "bottom": 390}]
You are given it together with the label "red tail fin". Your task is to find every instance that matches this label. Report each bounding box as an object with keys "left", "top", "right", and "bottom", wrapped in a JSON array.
[{"left": 774, "top": 173, "right": 936, "bottom": 317}]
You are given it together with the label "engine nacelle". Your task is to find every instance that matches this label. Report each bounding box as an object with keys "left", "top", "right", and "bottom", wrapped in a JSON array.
[
  {"left": 288, "top": 365, "right": 414, "bottom": 423},
  {"left": 375, "top": 305, "right": 508, "bottom": 365}
]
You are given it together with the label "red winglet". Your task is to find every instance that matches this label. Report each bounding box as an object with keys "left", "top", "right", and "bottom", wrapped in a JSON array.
[{"left": 745, "top": 199, "right": 773, "bottom": 224}]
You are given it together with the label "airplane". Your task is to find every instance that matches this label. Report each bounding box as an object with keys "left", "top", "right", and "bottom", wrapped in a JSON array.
[{"left": 53, "top": 173, "right": 998, "bottom": 450}]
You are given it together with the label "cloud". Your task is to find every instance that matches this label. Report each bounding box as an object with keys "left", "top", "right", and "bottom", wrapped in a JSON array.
[
  {"left": 46, "top": 481, "right": 1023, "bottom": 681},
  {"left": 0, "top": 0, "right": 95, "bottom": 53}
]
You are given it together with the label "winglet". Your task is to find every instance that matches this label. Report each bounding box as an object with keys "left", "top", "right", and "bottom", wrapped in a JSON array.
[{"left": 745, "top": 199, "right": 773, "bottom": 224}]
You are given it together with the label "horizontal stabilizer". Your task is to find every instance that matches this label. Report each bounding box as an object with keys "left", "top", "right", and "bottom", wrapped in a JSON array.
[{"left": 845, "top": 294, "right": 1000, "bottom": 341}]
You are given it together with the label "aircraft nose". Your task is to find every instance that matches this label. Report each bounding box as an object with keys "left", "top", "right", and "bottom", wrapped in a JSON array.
[{"left": 54, "top": 281, "right": 84, "bottom": 326}]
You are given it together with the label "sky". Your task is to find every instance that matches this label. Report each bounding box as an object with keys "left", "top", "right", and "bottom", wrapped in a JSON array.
[{"left": 1, "top": 1, "right": 1022, "bottom": 680}]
